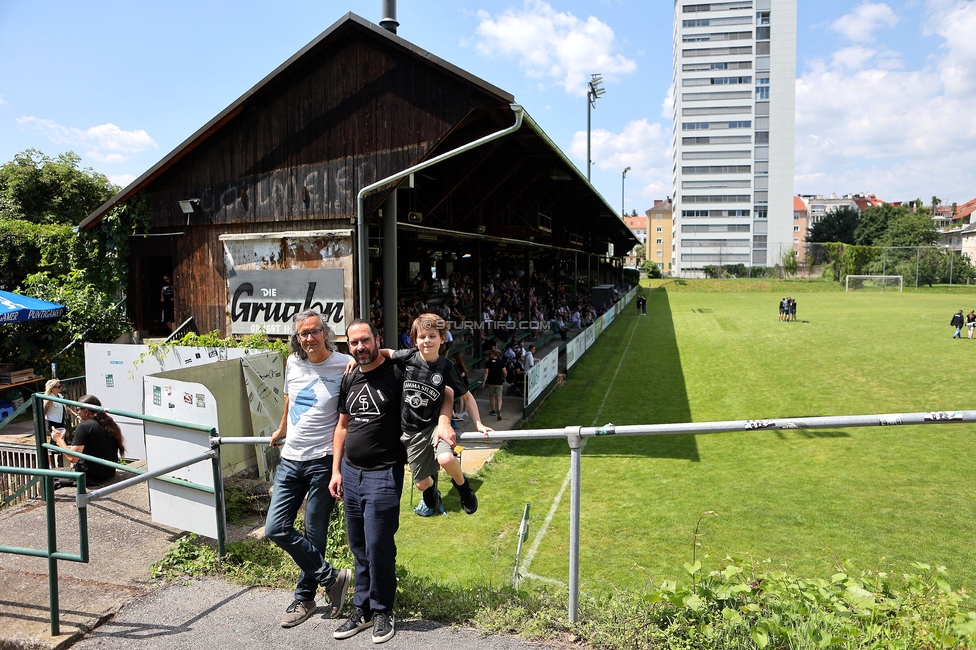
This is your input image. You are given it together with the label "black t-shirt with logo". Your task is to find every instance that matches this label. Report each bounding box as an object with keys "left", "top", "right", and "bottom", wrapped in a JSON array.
[
  {"left": 391, "top": 349, "right": 467, "bottom": 434},
  {"left": 485, "top": 356, "right": 506, "bottom": 385},
  {"left": 338, "top": 359, "right": 406, "bottom": 470}
]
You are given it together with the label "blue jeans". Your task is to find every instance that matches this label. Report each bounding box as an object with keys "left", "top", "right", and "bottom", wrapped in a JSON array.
[
  {"left": 341, "top": 459, "right": 403, "bottom": 614},
  {"left": 265, "top": 456, "right": 337, "bottom": 601}
]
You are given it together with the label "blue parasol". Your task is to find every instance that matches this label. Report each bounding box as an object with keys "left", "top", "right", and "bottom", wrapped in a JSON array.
[{"left": 0, "top": 290, "right": 66, "bottom": 324}]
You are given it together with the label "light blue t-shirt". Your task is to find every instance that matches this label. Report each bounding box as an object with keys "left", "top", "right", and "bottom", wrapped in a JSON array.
[{"left": 281, "top": 351, "right": 353, "bottom": 461}]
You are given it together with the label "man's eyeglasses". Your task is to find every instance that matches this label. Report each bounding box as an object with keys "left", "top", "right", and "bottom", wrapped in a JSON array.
[{"left": 297, "top": 328, "right": 324, "bottom": 339}]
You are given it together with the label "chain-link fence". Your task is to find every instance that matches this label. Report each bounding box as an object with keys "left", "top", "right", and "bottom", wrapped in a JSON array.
[{"left": 803, "top": 243, "right": 976, "bottom": 288}]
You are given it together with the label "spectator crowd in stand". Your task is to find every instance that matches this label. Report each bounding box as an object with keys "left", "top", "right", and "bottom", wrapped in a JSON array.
[{"left": 368, "top": 265, "right": 615, "bottom": 366}]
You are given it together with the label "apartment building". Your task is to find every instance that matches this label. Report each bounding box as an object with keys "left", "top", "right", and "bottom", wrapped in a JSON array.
[
  {"left": 671, "top": 0, "right": 796, "bottom": 276},
  {"left": 647, "top": 199, "right": 674, "bottom": 272},
  {"left": 623, "top": 212, "right": 649, "bottom": 267},
  {"left": 792, "top": 195, "right": 807, "bottom": 264}
]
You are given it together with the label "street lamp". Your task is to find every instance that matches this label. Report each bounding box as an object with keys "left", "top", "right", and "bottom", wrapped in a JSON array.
[
  {"left": 621, "top": 167, "right": 631, "bottom": 217},
  {"left": 586, "top": 74, "right": 604, "bottom": 182}
]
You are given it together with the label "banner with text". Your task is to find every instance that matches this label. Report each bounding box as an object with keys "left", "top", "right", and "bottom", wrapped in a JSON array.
[
  {"left": 526, "top": 350, "right": 558, "bottom": 405},
  {"left": 229, "top": 269, "right": 346, "bottom": 335}
]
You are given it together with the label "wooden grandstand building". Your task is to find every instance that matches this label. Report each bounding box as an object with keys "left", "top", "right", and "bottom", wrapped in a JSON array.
[{"left": 80, "top": 12, "right": 637, "bottom": 352}]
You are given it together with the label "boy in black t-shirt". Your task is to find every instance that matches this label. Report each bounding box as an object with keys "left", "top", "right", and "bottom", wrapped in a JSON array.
[{"left": 355, "top": 313, "right": 492, "bottom": 515}]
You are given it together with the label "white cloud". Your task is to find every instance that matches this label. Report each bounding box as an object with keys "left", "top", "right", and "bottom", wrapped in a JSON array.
[
  {"left": 796, "top": 0, "right": 976, "bottom": 200},
  {"left": 831, "top": 45, "right": 878, "bottom": 70},
  {"left": 926, "top": 0, "right": 976, "bottom": 98},
  {"left": 15, "top": 117, "right": 156, "bottom": 163},
  {"left": 0, "top": 95, "right": 7, "bottom": 105},
  {"left": 831, "top": 2, "right": 899, "bottom": 43},
  {"left": 107, "top": 173, "right": 137, "bottom": 188},
  {"left": 569, "top": 118, "right": 673, "bottom": 199},
  {"left": 660, "top": 84, "right": 674, "bottom": 120},
  {"left": 473, "top": 0, "right": 637, "bottom": 96}
]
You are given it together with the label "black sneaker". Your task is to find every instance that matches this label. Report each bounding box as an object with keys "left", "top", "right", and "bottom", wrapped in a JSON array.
[
  {"left": 281, "top": 599, "right": 317, "bottom": 628},
  {"left": 455, "top": 478, "right": 478, "bottom": 515},
  {"left": 371, "top": 611, "right": 395, "bottom": 643},
  {"left": 333, "top": 606, "right": 372, "bottom": 639},
  {"left": 497, "top": 412, "right": 502, "bottom": 421},
  {"left": 325, "top": 568, "right": 351, "bottom": 613}
]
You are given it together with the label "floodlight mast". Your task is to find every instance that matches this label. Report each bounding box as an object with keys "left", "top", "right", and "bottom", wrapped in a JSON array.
[{"left": 586, "top": 74, "right": 604, "bottom": 182}]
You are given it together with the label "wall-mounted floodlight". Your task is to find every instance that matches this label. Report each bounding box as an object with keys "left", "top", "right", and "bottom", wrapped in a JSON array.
[
  {"left": 178, "top": 199, "right": 201, "bottom": 226},
  {"left": 178, "top": 199, "right": 200, "bottom": 215}
]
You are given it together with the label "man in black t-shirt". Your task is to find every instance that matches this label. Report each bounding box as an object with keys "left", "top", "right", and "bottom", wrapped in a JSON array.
[
  {"left": 329, "top": 320, "right": 453, "bottom": 644},
  {"left": 482, "top": 348, "right": 507, "bottom": 420}
]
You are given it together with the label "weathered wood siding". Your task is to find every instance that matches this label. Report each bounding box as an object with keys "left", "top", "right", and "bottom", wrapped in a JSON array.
[{"left": 136, "top": 26, "right": 508, "bottom": 335}]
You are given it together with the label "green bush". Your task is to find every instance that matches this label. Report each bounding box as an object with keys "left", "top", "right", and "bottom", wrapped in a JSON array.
[
  {"left": 0, "top": 219, "right": 86, "bottom": 292},
  {"left": 642, "top": 260, "right": 663, "bottom": 279}
]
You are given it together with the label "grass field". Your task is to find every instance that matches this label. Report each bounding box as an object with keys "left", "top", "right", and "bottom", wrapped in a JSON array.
[{"left": 395, "top": 285, "right": 976, "bottom": 598}]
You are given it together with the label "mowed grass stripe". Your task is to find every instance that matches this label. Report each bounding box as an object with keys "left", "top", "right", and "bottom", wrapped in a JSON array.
[{"left": 396, "top": 289, "right": 976, "bottom": 593}]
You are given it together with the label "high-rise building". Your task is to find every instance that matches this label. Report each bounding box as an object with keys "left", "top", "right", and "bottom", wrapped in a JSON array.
[{"left": 671, "top": 0, "right": 796, "bottom": 276}]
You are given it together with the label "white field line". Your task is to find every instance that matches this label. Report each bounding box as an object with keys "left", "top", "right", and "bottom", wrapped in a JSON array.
[
  {"left": 517, "top": 315, "right": 642, "bottom": 580},
  {"left": 522, "top": 572, "right": 568, "bottom": 587}
]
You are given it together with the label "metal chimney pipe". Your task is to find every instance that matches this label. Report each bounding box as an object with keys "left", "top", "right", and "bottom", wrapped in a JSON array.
[{"left": 380, "top": 0, "right": 398, "bottom": 33}]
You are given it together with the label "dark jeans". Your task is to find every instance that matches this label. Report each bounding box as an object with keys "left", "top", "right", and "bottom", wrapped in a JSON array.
[
  {"left": 265, "top": 456, "right": 337, "bottom": 601},
  {"left": 341, "top": 459, "right": 403, "bottom": 614}
]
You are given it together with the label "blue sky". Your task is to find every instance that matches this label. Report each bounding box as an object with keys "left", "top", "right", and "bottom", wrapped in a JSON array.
[{"left": 1, "top": 0, "right": 974, "bottom": 215}]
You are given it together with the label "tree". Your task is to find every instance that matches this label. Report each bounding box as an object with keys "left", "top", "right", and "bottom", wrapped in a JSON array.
[
  {"left": 806, "top": 205, "right": 860, "bottom": 244},
  {"left": 878, "top": 210, "right": 939, "bottom": 247},
  {"left": 854, "top": 204, "right": 907, "bottom": 246},
  {"left": 641, "top": 259, "right": 661, "bottom": 278},
  {"left": 0, "top": 270, "right": 131, "bottom": 376},
  {"left": 782, "top": 249, "right": 798, "bottom": 277},
  {"left": 0, "top": 149, "right": 117, "bottom": 225}
]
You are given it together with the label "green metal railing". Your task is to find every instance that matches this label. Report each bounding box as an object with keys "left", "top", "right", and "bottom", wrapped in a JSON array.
[
  {"left": 0, "top": 467, "right": 88, "bottom": 636},
  {"left": 0, "top": 392, "right": 226, "bottom": 636}
]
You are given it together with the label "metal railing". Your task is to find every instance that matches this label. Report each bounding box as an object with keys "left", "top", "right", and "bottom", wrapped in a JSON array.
[
  {"left": 439, "top": 409, "right": 976, "bottom": 622},
  {"left": 0, "top": 393, "right": 224, "bottom": 635},
  {"left": 8, "top": 375, "right": 976, "bottom": 631},
  {"left": 1, "top": 443, "right": 44, "bottom": 505},
  {"left": 164, "top": 316, "right": 197, "bottom": 343},
  {"left": 0, "top": 466, "right": 88, "bottom": 636}
]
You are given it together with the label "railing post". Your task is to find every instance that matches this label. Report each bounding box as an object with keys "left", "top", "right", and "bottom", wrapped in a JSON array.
[
  {"left": 210, "top": 432, "right": 226, "bottom": 558},
  {"left": 565, "top": 425, "right": 584, "bottom": 623},
  {"left": 35, "top": 394, "right": 61, "bottom": 635}
]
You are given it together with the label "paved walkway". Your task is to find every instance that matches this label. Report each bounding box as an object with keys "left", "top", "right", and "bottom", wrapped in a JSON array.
[{"left": 72, "top": 578, "right": 547, "bottom": 650}]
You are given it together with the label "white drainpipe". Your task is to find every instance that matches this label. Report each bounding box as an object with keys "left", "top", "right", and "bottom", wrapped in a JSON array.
[{"left": 356, "top": 103, "right": 525, "bottom": 317}]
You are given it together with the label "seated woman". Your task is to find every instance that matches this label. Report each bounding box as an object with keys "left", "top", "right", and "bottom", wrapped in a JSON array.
[{"left": 50, "top": 395, "right": 126, "bottom": 487}]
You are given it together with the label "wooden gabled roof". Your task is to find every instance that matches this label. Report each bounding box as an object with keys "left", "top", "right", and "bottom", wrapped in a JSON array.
[{"left": 79, "top": 12, "right": 514, "bottom": 231}]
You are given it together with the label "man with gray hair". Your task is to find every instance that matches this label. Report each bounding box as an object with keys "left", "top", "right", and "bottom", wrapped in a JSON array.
[{"left": 265, "top": 309, "right": 352, "bottom": 628}]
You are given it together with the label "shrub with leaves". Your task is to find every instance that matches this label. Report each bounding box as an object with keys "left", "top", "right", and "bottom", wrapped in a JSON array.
[{"left": 0, "top": 270, "right": 131, "bottom": 377}]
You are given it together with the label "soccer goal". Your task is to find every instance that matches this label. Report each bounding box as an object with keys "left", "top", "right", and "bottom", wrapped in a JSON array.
[{"left": 845, "top": 275, "right": 903, "bottom": 292}]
